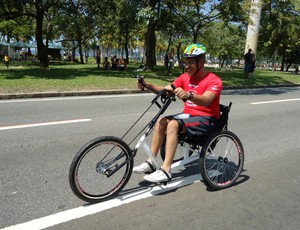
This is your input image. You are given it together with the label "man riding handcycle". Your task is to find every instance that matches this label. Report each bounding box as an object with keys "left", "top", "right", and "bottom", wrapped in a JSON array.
[
  {"left": 134, "top": 43, "right": 223, "bottom": 183},
  {"left": 69, "top": 43, "right": 244, "bottom": 203}
]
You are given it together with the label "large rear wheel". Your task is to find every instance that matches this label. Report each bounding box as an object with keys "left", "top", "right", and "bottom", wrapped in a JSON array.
[{"left": 199, "top": 130, "right": 244, "bottom": 190}]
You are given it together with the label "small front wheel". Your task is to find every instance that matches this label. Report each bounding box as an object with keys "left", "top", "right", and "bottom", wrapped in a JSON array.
[
  {"left": 199, "top": 130, "right": 244, "bottom": 190},
  {"left": 69, "top": 136, "right": 133, "bottom": 203}
]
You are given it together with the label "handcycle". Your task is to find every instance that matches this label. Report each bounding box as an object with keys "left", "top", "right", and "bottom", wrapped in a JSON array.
[{"left": 69, "top": 76, "right": 244, "bottom": 203}]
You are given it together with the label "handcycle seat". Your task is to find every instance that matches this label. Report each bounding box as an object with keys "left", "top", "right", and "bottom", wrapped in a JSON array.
[{"left": 178, "top": 102, "right": 232, "bottom": 145}]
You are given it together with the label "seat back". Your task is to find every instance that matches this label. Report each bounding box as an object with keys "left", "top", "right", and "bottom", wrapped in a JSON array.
[{"left": 219, "top": 102, "right": 232, "bottom": 130}]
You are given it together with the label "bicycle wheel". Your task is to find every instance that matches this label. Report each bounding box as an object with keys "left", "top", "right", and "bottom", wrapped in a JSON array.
[
  {"left": 69, "top": 136, "right": 133, "bottom": 203},
  {"left": 199, "top": 130, "right": 244, "bottom": 190}
]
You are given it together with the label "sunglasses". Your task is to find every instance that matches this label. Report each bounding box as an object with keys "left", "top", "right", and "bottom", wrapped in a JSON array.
[{"left": 184, "top": 60, "right": 197, "bottom": 66}]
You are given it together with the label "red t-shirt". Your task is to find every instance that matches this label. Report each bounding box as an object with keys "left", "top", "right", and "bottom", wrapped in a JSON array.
[{"left": 173, "top": 72, "right": 222, "bottom": 118}]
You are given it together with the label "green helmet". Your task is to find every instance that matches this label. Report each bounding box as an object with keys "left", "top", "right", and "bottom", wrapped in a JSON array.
[{"left": 183, "top": 43, "right": 206, "bottom": 58}]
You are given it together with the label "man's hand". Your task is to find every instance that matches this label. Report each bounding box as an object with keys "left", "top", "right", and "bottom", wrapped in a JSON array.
[
  {"left": 137, "top": 76, "right": 147, "bottom": 90},
  {"left": 174, "top": 87, "right": 189, "bottom": 100}
]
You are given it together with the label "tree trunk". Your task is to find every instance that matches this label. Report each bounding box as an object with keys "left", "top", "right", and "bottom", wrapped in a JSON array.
[
  {"left": 145, "top": 21, "right": 156, "bottom": 70},
  {"left": 193, "top": 30, "right": 198, "bottom": 43},
  {"left": 280, "top": 47, "right": 286, "bottom": 71},
  {"left": 286, "top": 63, "right": 291, "bottom": 71},
  {"left": 145, "top": 0, "right": 160, "bottom": 70},
  {"left": 36, "top": 9, "right": 49, "bottom": 68},
  {"left": 76, "top": 26, "right": 84, "bottom": 64},
  {"left": 272, "top": 45, "right": 279, "bottom": 72},
  {"left": 176, "top": 42, "right": 182, "bottom": 61},
  {"left": 124, "top": 34, "right": 129, "bottom": 64}
]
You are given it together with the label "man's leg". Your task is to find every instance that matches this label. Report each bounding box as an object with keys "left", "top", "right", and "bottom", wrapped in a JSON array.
[
  {"left": 143, "top": 119, "right": 179, "bottom": 182},
  {"left": 150, "top": 117, "right": 169, "bottom": 156},
  {"left": 133, "top": 117, "right": 168, "bottom": 174},
  {"left": 161, "top": 120, "right": 180, "bottom": 172}
]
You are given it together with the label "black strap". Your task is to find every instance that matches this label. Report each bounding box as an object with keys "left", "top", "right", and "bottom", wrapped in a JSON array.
[
  {"left": 160, "top": 168, "right": 171, "bottom": 181},
  {"left": 145, "top": 161, "right": 156, "bottom": 172}
]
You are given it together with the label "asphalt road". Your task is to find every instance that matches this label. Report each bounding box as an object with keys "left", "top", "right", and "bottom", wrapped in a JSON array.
[{"left": 0, "top": 86, "right": 299, "bottom": 230}]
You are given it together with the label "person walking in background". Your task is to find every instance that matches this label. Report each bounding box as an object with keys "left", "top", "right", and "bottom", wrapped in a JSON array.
[
  {"left": 168, "top": 48, "right": 175, "bottom": 74},
  {"left": 164, "top": 53, "right": 169, "bottom": 74},
  {"left": 244, "top": 49, "right": 255, "bottom": 78},
  {"left": 111, "top": 56, "right": 117, "bottom": 70},
  {"left": 3, "top": 54, "right": 10, "bottom": 68},
  {"left": 96, "top": 47, "right": 101, "bottom": 69}
]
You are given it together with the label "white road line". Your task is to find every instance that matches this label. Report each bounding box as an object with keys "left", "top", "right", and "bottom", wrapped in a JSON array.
[
  {"left": 0, "top": 119, "right": 92, "bottom": 131},
  {"left": 1, "top": 174, "right": 201, "bottom": 230},
  {"left": 251, "top": 98, "right": 300, "bottom": 105},
  {"left": 0, "top": 93, "right": 153, "bottom": 103}
]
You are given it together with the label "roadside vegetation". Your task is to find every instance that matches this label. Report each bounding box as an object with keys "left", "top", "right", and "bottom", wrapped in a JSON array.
[
  {"left": 1, "top": 1, "right": 299, "bottom": 72},
  {"left": 1, "top": 60, "right": 299, "bottom": 94}
]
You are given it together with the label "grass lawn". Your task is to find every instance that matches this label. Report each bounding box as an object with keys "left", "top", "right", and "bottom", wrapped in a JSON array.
[{"left": 0, "top": 60, "right": 299, "bottom": 94}]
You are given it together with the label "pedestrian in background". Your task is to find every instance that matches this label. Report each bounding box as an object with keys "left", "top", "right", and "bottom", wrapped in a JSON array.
[
  {"left": 168, "top": 48, "right": 175, "bottom": 74},
  {"left": 164, "top": 53, "right": 169, "bottom": 74},
  {"left": 244, "top": 49, "right": 255, "bottom": 78},
  {"left": 3, "top": 54, "right": 10, "bottom": 68},
  {"left": 96, "top": 47, "right": 101, "bottom": 69}
]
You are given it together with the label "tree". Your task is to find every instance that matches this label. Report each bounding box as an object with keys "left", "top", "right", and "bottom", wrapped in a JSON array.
[
  {"left": 204, "top": 22, "right": 245, "bottom": 67},
  {"left": 57, "top": 0, "right": 114, "bottom": 64},
  {"left": 0, "top": 0, "right": 62, "bottom": 68},
  {"left": 164, "top": 0, "right": 250, "bottom": 43},
  {"left": 137, "top": 0, "right": 249, "bottom": 70},
  {"left": 259, "top": 0, "right": 300, "bottom": 71},
  {"left": 58, "top": 0, "right": 93, "bottom": 63},
  {"left": 0, "top": 20, "right": 34, "bottom": 43},
  {"left": 136, "top": 0, "right": 162, "bottom": 70},
  {"left": 114, "top": 0, "right": 141, "bottom": 64}
]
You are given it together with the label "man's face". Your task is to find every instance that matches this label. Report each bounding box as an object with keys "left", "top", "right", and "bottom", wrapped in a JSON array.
[{"left": 185, "top": 57, "right": 198, "bottom": 76}]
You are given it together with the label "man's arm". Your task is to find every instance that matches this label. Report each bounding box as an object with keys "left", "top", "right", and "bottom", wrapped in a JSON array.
[
  {"left": 137, "top": 78, "right": 172, "bottom": 94},
  {"left": 189, "top": 91, "right": 217, "bottom": 107},
  {"left": 174, "top": 88, "right": 216, "bottom": 107}
]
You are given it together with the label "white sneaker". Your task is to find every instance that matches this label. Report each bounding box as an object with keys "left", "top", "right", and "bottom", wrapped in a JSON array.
[
  {"left": 133, "top": 161, "right": 156, "bottom": 174},
  {"left": 144, "top": 168, "right": 172, "bottom": 183}
]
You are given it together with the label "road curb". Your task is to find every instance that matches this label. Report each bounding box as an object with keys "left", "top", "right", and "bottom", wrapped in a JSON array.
[
  {"left": 0, "top": 89, "right": 147, "bottom": 100},
  {"left": 0, "top": 84, "right": 299, "bottom": 100}
]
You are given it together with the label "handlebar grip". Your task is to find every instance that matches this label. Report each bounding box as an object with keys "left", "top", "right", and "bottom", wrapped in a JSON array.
[
  {"left": 170, "top": 83, "right": 176, "bottom": 90},
  {"left": 136, "top": 75, "right": 145, "bottom": 90},
  {"left": 170, "top": 83, "right": 187, "bottom": 102}
]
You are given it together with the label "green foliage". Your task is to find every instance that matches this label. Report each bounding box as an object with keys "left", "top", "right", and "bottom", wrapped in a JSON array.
[
  {"left": 1, "top": 0, "right": 299, "bottom": 72},
  {"left": 204, "top": 22, "right": 245, "bottom": 65},
  {"left": 259, "top": 0, "right": 300, "bottom": 67}
]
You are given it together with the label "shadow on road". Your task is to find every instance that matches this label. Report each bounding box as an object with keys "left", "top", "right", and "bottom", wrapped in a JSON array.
[{"left": 112, "top": 163, "right": 250, "bottom": 201}]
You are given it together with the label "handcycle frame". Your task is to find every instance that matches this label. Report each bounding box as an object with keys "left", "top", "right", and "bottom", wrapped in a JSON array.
[
  {"left": 133, "top": 88, "right": 202, "bottom": 175},
  {"left": 69, "top": 76, "right": 244, "bottom": 203}
]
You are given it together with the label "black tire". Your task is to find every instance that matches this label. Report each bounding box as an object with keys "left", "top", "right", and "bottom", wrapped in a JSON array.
[
  {"left": 69, "top": 136, "right": 133, "bottom": 203},
  {"left": 199, "top": 130, "right": 244, "bottom": 190}
]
